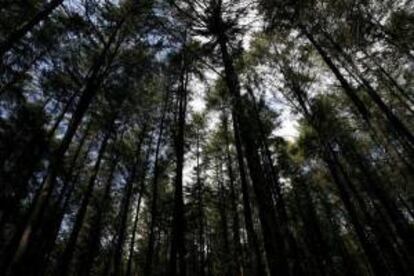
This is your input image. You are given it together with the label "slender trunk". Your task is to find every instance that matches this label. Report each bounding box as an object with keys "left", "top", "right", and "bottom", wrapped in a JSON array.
[
  {"left": 318, "top": 187, "right": 366, "bottom": 276},
  {"left": 47, "top": 90, "right": 81, "bottom": 142},
  {"left": 324, "top": 143, "right": 391, "bottom": 275},
  {"left": 195, "top": 128, "right": 206, "bottom": 276},
  {"left": 58, "top": 129, "right": 111, "bottom": 276},
  {"left": 223, "top": 114, "right": 243, "bottom": 275},
  {"left": 170, "top": 55, "right": 188, "bottom": 276},
  {"left": 3, "top": 22, "right": 123, "bottom": 275},
  {"left": 217, "top": 28, "right": 289, "bottom": 275},
  {"left": 342, "top": 143, "right": 414, "bottom": 270},
  {"left": 216, "top": 158, "right": 231, "bottom": 276},
  {"left": 79, "top": 155, "right": 118, "bottom": 276},
  {"left": 125, "top": 148, "right": 150, "bottom": 276},
  {"left": 246, "top": 86, "right": 304, "bottom": 275},
  {"left": 0, "top": 0, "right": 64, "bottom": 59},
  {"left": 33, "top": 125, "right": 93, "bottom": 275},
  {"left": 289, "top": 83, "right": 391, "bottom": 274},
  {"left": 299, "top": 25, "right": 371, "bottom": 122},
  {"left": 231, "top": 115, "right": 265, "bottom": 276},
  {"left": 322, "top": 31, "right": 414, "bottom": 147},
  {"left": 292, "top": 177, "right": 331, "bottom": 276},
  {"left": 145, "top": 88, "right": 171, "bottom": 276},
  {"left": 111, "top": 128, "right": 147, "bottom": 276}
]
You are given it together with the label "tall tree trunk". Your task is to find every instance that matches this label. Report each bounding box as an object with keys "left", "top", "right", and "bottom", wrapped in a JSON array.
[
  {"left": 0, "top": 0, "right": 64, "bottom": 59},
  {"left": 58, "top": 129, "right": 112, "bottom": 276},
  {"left": 288, "top": 83, "right": 391, "bottom": 275},
  {"left": 246, "top": 86, "right": 305, "bottom": 275},
  {"left": 292, "top": 177, "right": 331, "bottom": 276},
  {"left": 32, "top": 124, "right": 93, "bottom": 276},
  {"left": 46, "top": 90, "right": 81, "bottom": 142},
  {"left": 299, "top": 25, "right": 371, "bottom": 122},
  {"left": 217, "top": 28, "right": 289, "bottom": 275},
  {"left": 110, "top": 127, "right": 147, "bottom": 276},
  {"left": 322, "top": 144, "right": 390, "bottom": 275},
  {"left": 222, "top": 114, "right": 243, "bottom": 275},
  {"left": 145, "top": 88, "right": 171, "bottom": 276},
  {"left": 3, "top": 21, "right": 124, "bottom": 275},
  {"left": 194, "top": 127, "right": 206, "bottom": 276},
  {"left": 170, "top": 54, "right": 189, "bottom": 276},
  {"left": 322, "top": 31, "right": 414, "bottom": 148},
  {"left": 216, "top": 157, "right": 231, "bottom": 276},
  {"left": 125, "top": 147, "right": 150, "bottom": 276},
  {"left": 78, "top": 154, "right": 118, "bottom": 276},
  {"left": 231, "top": 114, "right": 265, "bottom": 276},
  {"left": 317, "top": 187, "right": 366, "bottom": 276}
]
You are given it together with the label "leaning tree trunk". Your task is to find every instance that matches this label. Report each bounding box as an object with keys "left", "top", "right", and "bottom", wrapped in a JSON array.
[
  {"left": 323, "top": 142, "right": 391, "bottom": 276},
  {"left": 287, "top": 82, "right": 390, "bottom": 275},
  {"left": 32, "top": 124, "right": 93, "bottom": 275},
  {"left": 3, "top": 21, "right": 124, "bottom": 275},
  {"left": 322, "top": 31, "right": 414, "bottom": 148},
  {"left": 299, "top": 25, "right": 371, "bottom": 123}
]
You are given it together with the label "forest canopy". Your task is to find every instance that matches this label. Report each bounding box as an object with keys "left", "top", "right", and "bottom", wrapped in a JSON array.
[{"left": 0, "top": 0, "right": 413, "bottom": 275}]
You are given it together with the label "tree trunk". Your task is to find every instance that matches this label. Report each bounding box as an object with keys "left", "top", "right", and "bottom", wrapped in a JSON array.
[
  {"left": 288, "top": 82, "right": 391, "bottom": 275},
  {"left": 125, "top": 147, "right": 150, "bottom": 276},
  {"left": 322, "top": 31, "right": 414, "bottom": 147},
  {"left": 216, "top": 157, "right": 231, "bottom": 276},
  {"left": 145, "top": 88, "right": 171, "bottom": 276},
  {"left": 111, "top": 127, "right": 147, "bottom": 276},
  {"left": 33, "top": 125, "right": 93, "bottom": 275},
  {"left": 169, "top": 54, "right": 189, "bottom": 276},
  {"left": 323, "top": 142, "right": 391, "bottom": 275},
  {"left": 246, "top": 86, "right": 304, "bottom": 275},
  {"left": 58, "top": 129, "right": 112, "bottom": 276},
  {"left": 195, "top": 127, "right": 206, "bottom": 276},
  {"left": 231, "top": 114, "right": 266, "bottom": 276},
  {"left": 3, "top": 21, "right": 123, "bottom": 275},
  {"left": 78, "top": 154, "right": 118, "bottom": 276},
  {"left": 217, "top": 28, "right": 289, "bottom": 275},
  {"left": 299, "top": 25, "right": 371, "bottom": 123},
  {"left": 222, "top": 114, "right": 243, "bottom": 275}
]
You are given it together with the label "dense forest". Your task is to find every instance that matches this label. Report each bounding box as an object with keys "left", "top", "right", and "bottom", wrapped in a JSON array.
[{"left": 0, "top": 0, "right": 413, "bottom": 275}]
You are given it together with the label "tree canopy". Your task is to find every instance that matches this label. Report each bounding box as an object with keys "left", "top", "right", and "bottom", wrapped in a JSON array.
[{"left": 0, "top": 0, "right": 413, "bottom": 275}]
